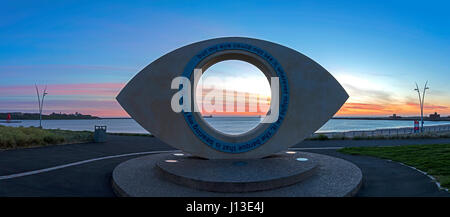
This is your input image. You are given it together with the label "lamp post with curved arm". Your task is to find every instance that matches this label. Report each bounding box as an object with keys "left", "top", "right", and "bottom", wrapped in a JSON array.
[
  {"left": 414, "top": 81, "right": 429, "bottom": 133},
  {"left": 35, "top": 84, "right": 48, "bottom": 128}
]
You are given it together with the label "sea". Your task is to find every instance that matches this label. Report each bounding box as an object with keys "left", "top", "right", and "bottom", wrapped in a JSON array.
[{"left": 1, "top": 117, "right": 450, "bottom": 135}]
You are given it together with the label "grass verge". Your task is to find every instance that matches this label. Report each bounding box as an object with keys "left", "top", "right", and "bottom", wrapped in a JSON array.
[
  {"left": 339, "top": 143, "right": 450, "bottom": 189},
  {"left": 307, "top": 132, "right": 450, "bottom": 141},
  {"left": 0, "top": 125, "right": 93, "bottom": 150}
]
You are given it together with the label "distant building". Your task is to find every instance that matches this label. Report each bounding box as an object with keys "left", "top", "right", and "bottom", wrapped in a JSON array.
[
  {"left": 389, "top": 114, "right": 401, "bottom": 119},
  {"left": 429, "top": 112, "right": 440, "bottom": 120}
]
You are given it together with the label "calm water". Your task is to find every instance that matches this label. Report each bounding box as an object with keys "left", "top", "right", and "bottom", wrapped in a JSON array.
[{"left": 1, "top": 118, "right": 450, "bottom": 135}]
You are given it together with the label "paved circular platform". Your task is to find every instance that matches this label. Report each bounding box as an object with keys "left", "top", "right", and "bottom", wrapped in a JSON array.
[
  {"left": 155, "top": 152, "right": 318, "bottom": 192},
  {"left": 112, "top": 151, "right": 362, "bottom": 197}
]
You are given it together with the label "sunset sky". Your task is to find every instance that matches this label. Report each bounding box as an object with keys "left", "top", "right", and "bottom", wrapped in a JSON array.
[
  {"left": 196, "top": 60, "right": 271, "bottom": 117},
  {"left": 1, "top": 0, "right": 449, "bottom": 117}
]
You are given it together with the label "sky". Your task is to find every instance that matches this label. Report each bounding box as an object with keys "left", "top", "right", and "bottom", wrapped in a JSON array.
[
  {"left": 0, "top": 0, "right": 449, "bottom": 117},
  {"left": 196, "top": 60, "right": 271, "bottom": 116}
]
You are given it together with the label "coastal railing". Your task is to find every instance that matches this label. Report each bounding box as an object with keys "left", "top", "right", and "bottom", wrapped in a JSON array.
[{"left": 312, "top": 124, "right": 450, "bottom": 139}]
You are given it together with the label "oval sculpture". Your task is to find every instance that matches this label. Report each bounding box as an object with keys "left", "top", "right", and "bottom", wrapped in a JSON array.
[{"left": 116, "top": 37, "right": 348, "bottom": 159}]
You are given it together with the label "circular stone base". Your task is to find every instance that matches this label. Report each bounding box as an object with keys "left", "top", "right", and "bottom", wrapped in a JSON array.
[
  {"left": 155, "top": 152, "right": 318, "bottom": 192},
  {"left": 112, "top": 151, "right": 362, "bottom": 197}
]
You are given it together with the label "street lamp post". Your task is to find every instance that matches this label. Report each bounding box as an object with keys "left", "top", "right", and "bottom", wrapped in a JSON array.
[
  {"left": 35, "top": 84, "right": 48, "bottom": 128},
  {"left": 414, "top": 81, "right": 429, "bottom": 133}
]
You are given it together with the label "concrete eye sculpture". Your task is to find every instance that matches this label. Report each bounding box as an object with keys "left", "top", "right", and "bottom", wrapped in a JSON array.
[{"left": 117, "top": 37, "right": 348, "bottom": 159}]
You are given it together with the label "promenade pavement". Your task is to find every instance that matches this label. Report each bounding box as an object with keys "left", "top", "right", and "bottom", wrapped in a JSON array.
[{"left": 0, "top": 135, "right": 449, "bottom": 196}]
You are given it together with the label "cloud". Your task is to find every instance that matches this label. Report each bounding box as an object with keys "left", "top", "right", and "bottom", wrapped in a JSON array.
[
  {"left": 405, "top": 101, "right": 448, "bottom": 110},
  {"left": 0, "top": 99, "right": 128, "bottom": 117},
  {"left": 0, "top": 82, "right": 127, "bottom": 117},
  {"left": 1, "top": 82, "right": 448, "bottom": 118},
  {"left": 0, "top": 83, "right": 125, "bottom": 96},
  {"left": 0, "top": 65, "right": 137, "bottom": 79},
  {"left": 196, "top": 88, "right": 271, "bottom": 116},
  {"left": 337, "top": 101, "right": 450, "bottom": 116},
  {"left": 343, "top": 83, "right": 395, "bottom": 104}
]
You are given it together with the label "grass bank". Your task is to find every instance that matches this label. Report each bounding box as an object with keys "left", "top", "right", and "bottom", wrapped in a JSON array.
[
  {"left": 0, "top": 125, "right": 93, "bottom": 150},
  {"left": 339, "top": 143, "right": 450, "bottom": 189}
]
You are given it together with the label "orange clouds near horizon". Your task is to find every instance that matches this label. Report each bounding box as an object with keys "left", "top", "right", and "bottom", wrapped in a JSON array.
[
  {"left": 2, "top": 83, "right": 450, "bottom": 118},
  {"left": 336, "top": 102, "right": 450, "bottom": 117},
  {"left": 196, "top": 88, "right": 271, "bottom": 116}
]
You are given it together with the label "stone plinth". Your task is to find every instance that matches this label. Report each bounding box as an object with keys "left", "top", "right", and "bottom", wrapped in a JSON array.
[
  {"left": 155, "top": 152, "right": 318, "bottom": 192},
  {"left": 112, "top": 151, "right": 362, "bottom": 197}
]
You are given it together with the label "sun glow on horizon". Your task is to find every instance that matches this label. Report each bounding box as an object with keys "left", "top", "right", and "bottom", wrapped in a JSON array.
[
  {"left": 333, "top": 72, "right": 450, "bottom": 117},
  {"left": 195, "top": 60, "right": 272, "bottom": 117}
]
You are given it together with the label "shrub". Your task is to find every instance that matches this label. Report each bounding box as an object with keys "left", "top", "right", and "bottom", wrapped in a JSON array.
[
  {"left": 311, "top": 134, "right": 329, "bottom": 140},
  {"left": 0, "top": 126, "right": 93, "bottom": 149}
]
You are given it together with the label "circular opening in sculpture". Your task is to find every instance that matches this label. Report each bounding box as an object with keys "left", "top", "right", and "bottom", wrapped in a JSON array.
[{"left": 195, "top": 60, "right": 272, "bottom": 135}]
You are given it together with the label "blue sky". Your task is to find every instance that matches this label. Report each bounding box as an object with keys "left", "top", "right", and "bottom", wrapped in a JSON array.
[{"left": 0, "top": 0, "right": 449, "bottom": 116}]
